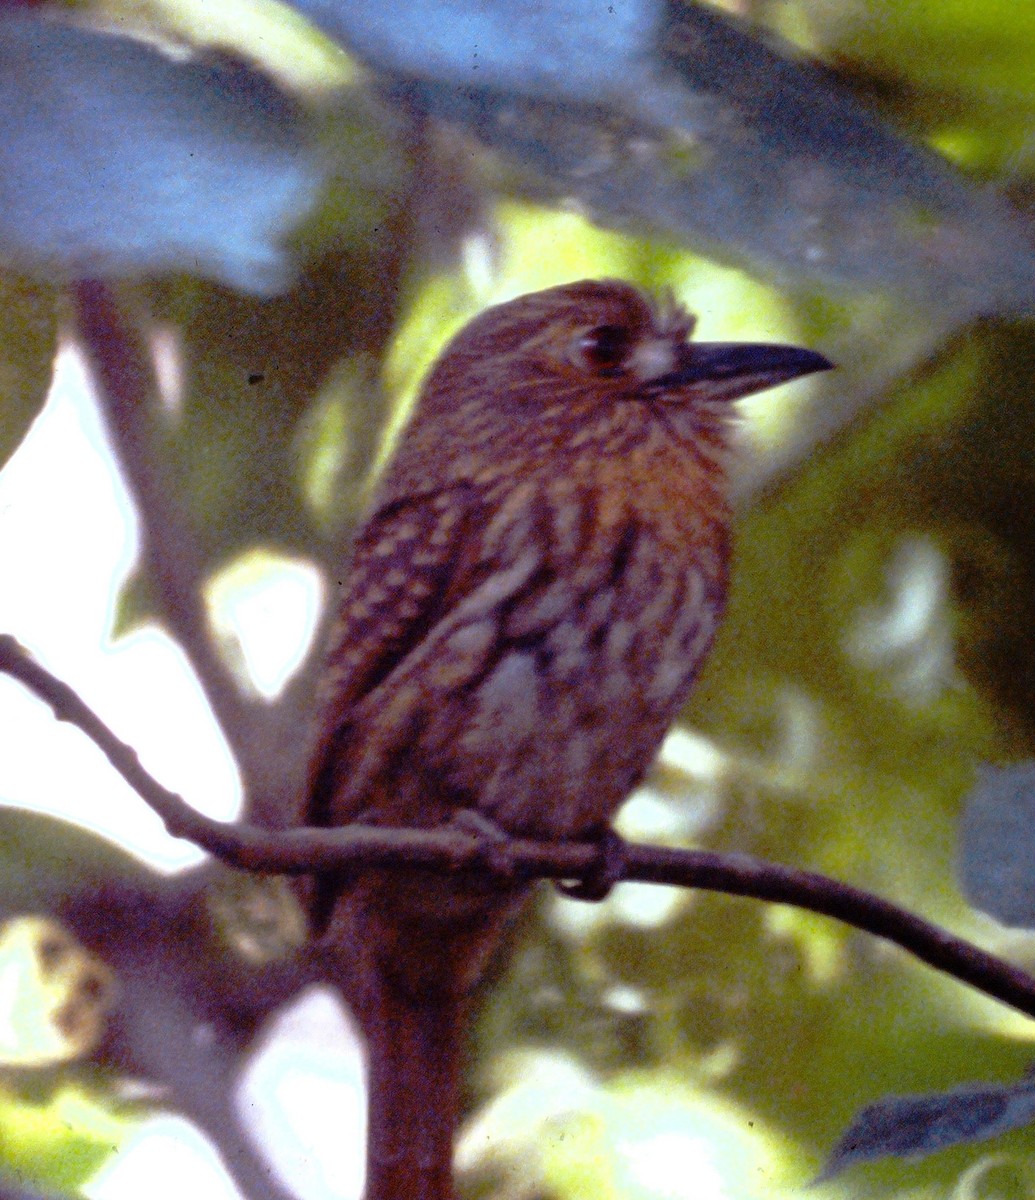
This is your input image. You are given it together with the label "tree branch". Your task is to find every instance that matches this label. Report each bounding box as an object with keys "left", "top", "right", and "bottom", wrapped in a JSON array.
[
  {"left": 4, "top": 632, "right": 1035, "bottom": 1023},
  {"left": 69, "top": 280, "right": 273, "bottom": 801}
]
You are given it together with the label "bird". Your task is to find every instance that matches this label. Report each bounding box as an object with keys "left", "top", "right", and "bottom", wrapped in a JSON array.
[{"left": 303, "top": 278, "right": 831, "bottom": 1200}]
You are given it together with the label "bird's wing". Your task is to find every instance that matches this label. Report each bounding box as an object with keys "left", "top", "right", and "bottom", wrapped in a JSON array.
[{"left": 305, "top": 481, "right": 487, "bottom": 829}]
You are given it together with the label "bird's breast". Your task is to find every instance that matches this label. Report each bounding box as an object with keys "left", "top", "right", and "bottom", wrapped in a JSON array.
[{"left": 404, "top": 440, "right": 731, "bottom": 839}]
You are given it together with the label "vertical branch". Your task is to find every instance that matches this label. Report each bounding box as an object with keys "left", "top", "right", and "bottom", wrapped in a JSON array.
[{"left": 70, "top": 280, "right": 266, "bottom": 789}]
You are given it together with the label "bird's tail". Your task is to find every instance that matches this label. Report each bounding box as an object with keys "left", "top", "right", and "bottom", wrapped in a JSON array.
[
  {"left": 362, "top": 973, "right": 468, "bottom": 1200},
  {"left": 327, "top": 879, "right": 527, "bottom": 1200}
]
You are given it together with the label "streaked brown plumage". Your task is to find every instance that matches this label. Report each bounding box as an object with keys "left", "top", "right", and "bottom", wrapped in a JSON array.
[{"left": 304, "top": 279, "right": 831, "bottom": 1200}]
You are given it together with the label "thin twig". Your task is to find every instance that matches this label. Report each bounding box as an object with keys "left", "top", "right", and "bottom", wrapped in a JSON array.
[{"left": 4, "top": 632, "right": 1035, "bottom": 1023}]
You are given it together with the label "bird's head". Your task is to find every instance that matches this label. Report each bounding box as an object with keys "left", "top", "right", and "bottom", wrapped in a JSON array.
[{"left": 401, "top": 279, "right": 832, "bottom": 475}]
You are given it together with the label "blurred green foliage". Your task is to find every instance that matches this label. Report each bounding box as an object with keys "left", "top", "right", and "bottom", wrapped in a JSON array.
[
  {"left": 0, "top": 1083, "right": 127, "bottom": 1194},
  {"left": 2, "top": 0, "right": 1035, "bottom": 1197},
  {"left": 802, "top": 0, "right": 1035, "bottom": 174},
  {"left": 0, "top": 276, "right": 57, "bottom": 475}
]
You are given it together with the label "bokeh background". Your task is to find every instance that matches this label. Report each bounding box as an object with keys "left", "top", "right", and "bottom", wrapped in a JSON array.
[{"left": 2, "top": 1, "right": 1035, "bottom": 1197}]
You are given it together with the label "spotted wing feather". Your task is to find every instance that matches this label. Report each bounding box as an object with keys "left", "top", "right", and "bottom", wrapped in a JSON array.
[{"left": 306, "top": 483, "right": 489, "bottom": 828}]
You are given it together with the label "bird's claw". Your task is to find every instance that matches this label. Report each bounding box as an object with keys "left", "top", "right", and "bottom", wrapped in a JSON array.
[{"left": 557, "top": 827, "right": 626, "bottom": 902}]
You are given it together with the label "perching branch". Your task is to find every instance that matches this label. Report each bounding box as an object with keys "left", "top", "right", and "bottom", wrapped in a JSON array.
[{"left": 4, "top": 631, "right": 1035, "bottom": 1023}]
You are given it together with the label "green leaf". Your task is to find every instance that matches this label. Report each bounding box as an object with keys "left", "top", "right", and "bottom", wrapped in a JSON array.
[
  {"left": 0, "top": 1081, "right": 129, "bottom": 1193},
  {"left": 0, "top": 808, "right": 151, "bottom": 910},
  {"left": 0, "top": 273, "right": 56, "bottom": 472}
]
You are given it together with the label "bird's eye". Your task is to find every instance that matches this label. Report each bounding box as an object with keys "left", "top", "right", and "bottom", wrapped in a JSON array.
[{"left": 575, "top": 324, "right": 633, "bottom": 375}]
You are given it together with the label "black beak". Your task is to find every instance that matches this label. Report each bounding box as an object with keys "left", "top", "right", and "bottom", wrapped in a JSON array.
[{"left": 653, "top": 342, "right": 833, "bottom": 402}]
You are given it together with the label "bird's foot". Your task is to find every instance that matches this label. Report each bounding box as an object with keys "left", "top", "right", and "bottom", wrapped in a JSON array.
[{"left": 556, "top": 827, "right": 626, "bottom": 902}]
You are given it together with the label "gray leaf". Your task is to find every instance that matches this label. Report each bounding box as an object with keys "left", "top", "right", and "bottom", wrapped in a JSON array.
[
  {"left": 959, "top": 763, "right": 1035, "bottom": 928},
  {"left": 819, "top": 1072, "right": 1035, "bottom": 1180},
  {"left": 293, "top": 0, "right": 1035, "bottom": 315},
  {"left": 0, "top": 16, "right": 326, "bottom": 294}
]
